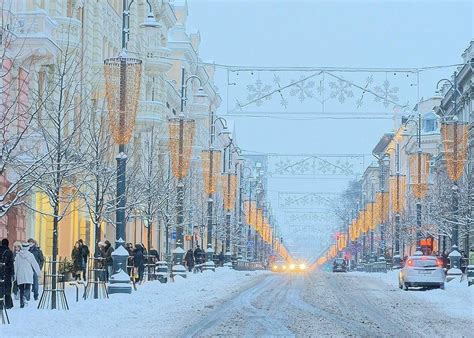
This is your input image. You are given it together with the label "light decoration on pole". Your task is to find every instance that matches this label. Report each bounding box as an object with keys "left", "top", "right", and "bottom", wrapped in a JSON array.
[
  {"left": 408, "top": 153, "right": 431, "bottom": 199},
  {"left": 441, "top": 122, "right": 468, "bottom": 182},
  {"left": 389, "top": 175, "right": 406, "bottom": 214},
  {"left": 201, "top": 149, "right": 222, "bottom": 194},
  {"left": 104, "top": 57, "right": 143, "bottom": 144},
  {"left": 222, "top": 173, "right": 238, "bottom": 211},
  {"left": 168, "top": 117, "right": 196, "bottom": 180}
]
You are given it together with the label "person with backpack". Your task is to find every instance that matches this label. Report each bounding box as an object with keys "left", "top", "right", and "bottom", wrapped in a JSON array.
[
  {"left": 14, "top": 242, "right": 40, "bottom": 308},
  {"left": 0, "top": 238, "right": 14, "bottom": 309},
  {"left": 27, "top": 238, "right": 44, "bottom": 301}
]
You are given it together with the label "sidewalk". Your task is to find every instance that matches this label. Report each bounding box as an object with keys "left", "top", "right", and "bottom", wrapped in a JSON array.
[{"left": 2, "top": 269, "right": 268, "bottom": 337}]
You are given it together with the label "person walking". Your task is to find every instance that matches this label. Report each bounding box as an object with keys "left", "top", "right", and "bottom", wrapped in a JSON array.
[
  {"left": 71, "top": 241, "right": 85, "bottom": 281},
  {"left": 0, "top": 239, "right": 14, "bottom": 309},
  {"left": 194, "top": 245, "right": 204, "bottom": 265},
  {"left": 132, "top": 244, "right": 145, "bottom": 283},
  {"left": 184, "top": 249, "right": 194, "bottom": 272},
  {"left": 27, "top": 238, "right": 44, "bottom": 301},
  {"left": 103, "top": 240, "right": 114, "bottom": 280},
  {"left": 78, "top": 239, "right": 89, "bottom": 280},
  {"left": 14, "top": 242, "right": 40, "bottom": 308}
]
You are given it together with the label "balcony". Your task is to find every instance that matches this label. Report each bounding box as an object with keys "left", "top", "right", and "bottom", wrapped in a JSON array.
[
  {"left": 6, "top": 10, "right": 60, "bottom": 63},
  {"left": 53, "top": 17, "right": 82, "bottom": 50},
  {"left": 137, "top": 100, "right": 168, "bottom": 123},
  {"left": 144, "top": 46, "right": 173, "bottom": 76}
]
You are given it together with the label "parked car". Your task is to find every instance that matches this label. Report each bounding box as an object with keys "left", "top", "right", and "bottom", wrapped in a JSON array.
[
  {"left": 332, "top": 258, "right": 347, "bottom": 272},
  {"left": 398, "top": 255, "right": 445, "bottom": 290}
]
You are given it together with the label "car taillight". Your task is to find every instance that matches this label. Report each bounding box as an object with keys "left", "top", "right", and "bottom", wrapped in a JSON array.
[
  {"left": 407, "top": 259, "right": 414, "bottom": 267},
  {"left": 436, "top": 258, "right": 443, "bottom": 267}
]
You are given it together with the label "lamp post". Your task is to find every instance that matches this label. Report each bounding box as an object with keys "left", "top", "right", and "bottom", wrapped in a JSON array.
[
  {"left": 437, "top": 75, "right": 468, "bottom": 278},
  {"left": 403, "top": 111, "right": 430, "bottom": 255},
  {"left": 168, "top": 68, "right": 206, "bottom": 278},
  {"left": 201, "top": 115, "right": 229, "bottom": 271},
  {"left": 103, "top": 0, "right": 159, "bottom": 295}
]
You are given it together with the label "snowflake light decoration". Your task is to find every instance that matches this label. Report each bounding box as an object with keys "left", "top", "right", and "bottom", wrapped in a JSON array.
[
  {"left": 246, "top": 78, "right": 272, "bottom": 107},
  {"left": 329, "top": 78, "right": 354, "bottom": 103},
  {"left": 289, "top": 76, "right": 315, "bottom": 102},
  {"left": 374, "top": 80, "right": 399, "bottom": 107}
]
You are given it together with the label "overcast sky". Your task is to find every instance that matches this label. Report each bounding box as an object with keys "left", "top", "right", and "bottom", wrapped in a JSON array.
[{"left": 185, "top": 0, "right": 473, "bottom": 258}]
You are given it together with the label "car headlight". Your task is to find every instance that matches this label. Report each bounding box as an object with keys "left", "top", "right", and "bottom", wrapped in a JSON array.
[
  {"left": 299, "top": 264, "right": 307, "bottom": 270},
  {"left": 289, "top": 264, "right": 295, "bottom": 270},
  {"left": 272, "top": 265, "right": 278, "bottom": 270},
  {"left": 282, "top": 265, "right": 287, "bottom": 269}
]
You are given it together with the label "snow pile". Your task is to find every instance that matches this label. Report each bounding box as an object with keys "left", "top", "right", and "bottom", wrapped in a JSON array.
[
  {"left": 3, "top": 269, "right": 268, "bottom": 337},
  {"left": 351, "top": 271, "right": 474, "bottom": 321}
]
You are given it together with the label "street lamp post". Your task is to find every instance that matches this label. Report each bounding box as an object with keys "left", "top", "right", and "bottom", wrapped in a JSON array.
[
  {"left": 437, "top": 74, "right": 468, "bottom": 278},
  {"left": 168, "top": 68, "right": 206, "bottom": 278},
  {"left": 103, "top": 0, "right": 159, "bottom": 295},
  {"left": 202, "top": 115, "right": 229, "bottom": 271}
]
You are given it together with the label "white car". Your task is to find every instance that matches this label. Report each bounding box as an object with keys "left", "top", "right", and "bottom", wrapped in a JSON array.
[{"left": 398, "top": 255, "right": 445, "bottom": 290}]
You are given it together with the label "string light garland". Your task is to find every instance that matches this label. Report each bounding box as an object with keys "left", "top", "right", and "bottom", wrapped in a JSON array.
[
  {"left": 168, "top": 117, "right": 195, "bottom": 179},
  {"left": 201, "top": 149, "right": 222, "bottom": 194},
  {"left": 104, "top": 57, "right": 142, "bottom": 144},
  {"left": 441, "top": 122, "right": 468, "bottom": 182},
  {"left": 408, "top": 153, "right": 431, "bottom": 199}
]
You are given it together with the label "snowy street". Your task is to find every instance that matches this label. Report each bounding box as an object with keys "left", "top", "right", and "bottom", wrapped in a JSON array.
[
  {"left": 2, "top": 268, "right": 473, "bottom": 337},
  {"left": 184, "top": 271, "right": 473, "bottom": 337}
]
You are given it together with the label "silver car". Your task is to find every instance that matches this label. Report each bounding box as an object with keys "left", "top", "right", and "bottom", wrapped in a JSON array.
[{"left": 399, "top": 255, "right": 445, "bottom": 290}]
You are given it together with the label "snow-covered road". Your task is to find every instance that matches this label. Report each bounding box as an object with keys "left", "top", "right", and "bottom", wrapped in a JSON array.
[
  {"left": 183, "top": 271, "right": 473, "bottom": 337},
  {"left": 2, "top": 269, "right": 472, "bottom": 337}
]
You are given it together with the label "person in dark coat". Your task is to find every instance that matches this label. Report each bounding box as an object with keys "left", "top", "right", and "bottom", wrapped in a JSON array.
[
  {"left": 132, "top": 244, "right": 145, "bottom": 283},
  {"left": 103, "top": 240, "right": 114, "bottom": 280},
  {"left": 218, "top": 251, "right": 225, "bottom": 267},
  {"left": 78, "top": 239, "right": 89, "bottom": 280},
  {"left": 148, "top": 246, "right": 159, "bottom": 263},
  {"left": 194, "top": 245, "right": 204, "bottom": 265},
  {"left": 184, "top": 249, "right": 194, "bottom": 272},
  {"left": 71, "top": 241, "right": 85, "bottom": 281},
  {"left": 27, "top": 238, "right": 44, "bottom": 301},
  {"left": 0, "top": 238, "right": 14, "bottom": 309}
]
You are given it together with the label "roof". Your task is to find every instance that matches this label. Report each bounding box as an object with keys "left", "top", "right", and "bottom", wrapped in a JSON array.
[{"left": 372, "top": 133, "right": 394, "bottom": 156}]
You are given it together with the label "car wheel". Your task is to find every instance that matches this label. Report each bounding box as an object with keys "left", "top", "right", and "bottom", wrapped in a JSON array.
[
  {"left": 403, "top": 283, "right": 409, "bottom": 291},
  {"left": 440, "top": 283, "right": 445, "bottom": 290}
]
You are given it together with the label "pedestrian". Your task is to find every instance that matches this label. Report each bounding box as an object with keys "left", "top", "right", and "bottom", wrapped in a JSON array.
[
  {"left": 149, "top": 246, "right": 159, "bottom": 263},
  {"left": 104, "top": 240, "right": 114, "bottom": 280},
  {"left": 133, "top": 244, "right": 145, "bottom": 283},
  {"left": 14, "top": 242, "right": 40, "bottom": 308},
  {"left": 27, "top": 238, "right": 44, "bottom": 301},
  {"left": 78, "top": 239, "right": 89, "bottom": 280},
  {"left": 71, "top": 241, "right": 85, "bottom": 281},
  {"left": 218, "top": 251, "right": 225, "bottom": 267},
  {"left": 0, "top": 238, "right": 14, "bottom": 309},
  {"left": 194, "top": 245, "right": 204, "bottom": 265},
  {"left": 184, "top": 248, "right": 194, "bottom": 272}
]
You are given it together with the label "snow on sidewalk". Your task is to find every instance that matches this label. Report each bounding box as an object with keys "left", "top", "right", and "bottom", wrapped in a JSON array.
[
  {"left": 3, "top": 269, "right": 268, "bottom": 337},
  {"left": 351, "top": 270, "right": 474, "bottom": 321}
]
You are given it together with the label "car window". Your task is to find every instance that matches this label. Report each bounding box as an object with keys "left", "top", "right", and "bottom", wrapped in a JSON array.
[{"left": 335, "top": 259, "right": 345, "bottom": 264}]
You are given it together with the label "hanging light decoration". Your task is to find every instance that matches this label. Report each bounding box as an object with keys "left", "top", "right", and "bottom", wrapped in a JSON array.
[
  {"left": 441, "top": 122, "right": 468, "bottom": 182},
  {"left": 389, "top": 175, "right": 406, "bottom": 214},
  {"left": 367, "top": 202, "right": 376, "bottom": 231},
  {"left": 408, "top": 153, "right": 431, "bottom": 199},
  {"left": 201, "top": 149, "right": 222, "bottom": 194},
  {"left": 104, "top": 57, "right": 142, "bottom": 144},
  {"left": 168, "top": 117, "right": 195, "bottom": 179},
  {"left": 256, "top": 208, "right": 263, "bottom": 233},
  {"left": 221, "top": 173, "right": 237, "bottom": 211}
]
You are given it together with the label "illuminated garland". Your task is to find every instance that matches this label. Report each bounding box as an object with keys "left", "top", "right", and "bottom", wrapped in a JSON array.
[
  {"left": 441, "top": 122, "right": 468, "bottom": 182},
  {"left": 168, "top": 117, "right": 195, "bottom": 179},
  {"left": 408, "top": 153, "right": 430, "bottom": 199},
  {"left": 104, "top": 57, "right": 142, "bottom": 144},
  {"left": 201, "top": 149, "right": 221, "bottom": 194}
]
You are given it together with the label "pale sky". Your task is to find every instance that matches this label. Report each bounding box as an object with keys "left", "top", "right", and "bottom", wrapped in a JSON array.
[{"left": 185, "top": 0, "right": 473, "bottom": 258}]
